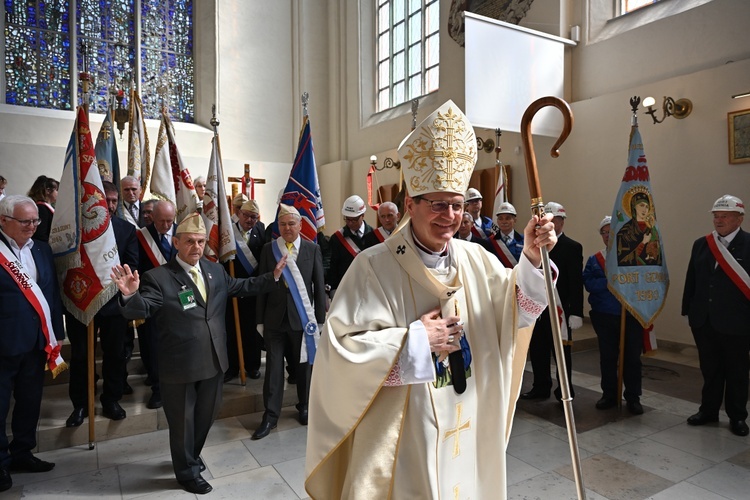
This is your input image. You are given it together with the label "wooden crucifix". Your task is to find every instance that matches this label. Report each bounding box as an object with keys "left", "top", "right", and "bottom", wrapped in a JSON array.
[{"left": 228, "top": 163, "right": 266, "bottom": 199}]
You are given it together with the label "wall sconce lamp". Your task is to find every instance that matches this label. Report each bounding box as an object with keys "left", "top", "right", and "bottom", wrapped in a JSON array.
[
  {"left": 732, "top": 91, "right": 750, "bottom": 99},
  {"left": 642, "top": 96, "right": 693, "bottom": 124},
  {"left": 476, "top": 136, "right": 496, "bottom": 153},
  {"left": 370, "top": 155, "right": 401, "bottom": 171}
]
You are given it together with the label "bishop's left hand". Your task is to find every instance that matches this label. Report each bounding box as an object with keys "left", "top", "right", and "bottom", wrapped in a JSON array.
[{"left": 522, "top": 213, "right": 557, "bottom": 268}]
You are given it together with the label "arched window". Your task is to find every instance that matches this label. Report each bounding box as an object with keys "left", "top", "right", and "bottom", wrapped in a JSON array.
[
  {"left": 3, "top": 0, "right": 194, "bottom": 122},
  {"left": 375, "top": 0, "right": 439, "bottom": 112}
]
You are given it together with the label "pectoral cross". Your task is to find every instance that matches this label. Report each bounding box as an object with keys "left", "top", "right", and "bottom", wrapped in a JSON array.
[
  {"left": 228, "top": 164, "right": 266, "bottom": 199},
  {"left": 443, "top": 402, "right": 471, "bottom": 458}
]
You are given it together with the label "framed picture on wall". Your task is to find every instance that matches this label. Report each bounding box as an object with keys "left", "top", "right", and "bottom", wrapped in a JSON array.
[{"left": 728, "top": 108, "right": 750, "bottom": 164}]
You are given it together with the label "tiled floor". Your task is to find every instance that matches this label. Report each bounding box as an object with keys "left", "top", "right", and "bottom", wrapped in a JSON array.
[{"left": 3, "top": 339, "right": 749, "bottom": 499}]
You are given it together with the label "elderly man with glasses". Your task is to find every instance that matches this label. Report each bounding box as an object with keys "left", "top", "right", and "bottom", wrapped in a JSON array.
[
  {"left": 224, "top": 199, "right": 267, "bottom": 382},
  {"left": 0, "top": 195, "right": 65, "bottom": 492}
]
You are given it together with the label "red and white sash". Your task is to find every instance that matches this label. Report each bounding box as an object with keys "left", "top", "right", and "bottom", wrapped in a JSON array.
[
  {"left": 0, "top": 240, "right": 66, "bottom": 376},
  {"left": 706, "top": 231, "right": 750, "bottom": 301},
  {"left": 594, "top": 250, "right": 606, "bottom": 272},
  {"left": 334, "top": 228, "right": 362, "bottom": 258},
  {"left": 373, "top": 226, "right": 389, "bottom": 243},
  {"left": 489, "top": 237, "right": 518, "bottom": 268},
  {"left": 137, "top": 228, "right": 167, "bottom": 268},
  {"left": 36, "top": 201, "right": 55, "bottom": 214},
  {"left": 471, "top": 224, "right": 488, "bottom": 240}
]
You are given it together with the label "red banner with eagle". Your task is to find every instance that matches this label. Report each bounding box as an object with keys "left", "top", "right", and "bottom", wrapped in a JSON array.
[{"left": 49, "top": 106, "right": 120, "bottom": 325}]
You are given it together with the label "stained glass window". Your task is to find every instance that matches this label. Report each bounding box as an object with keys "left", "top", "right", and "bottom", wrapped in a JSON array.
[
  {"left": 4, "top": 0, "right": 72, "bottom": 109},
  {"left": 4, "top": 0, "right": 194, "bottom": 122}
]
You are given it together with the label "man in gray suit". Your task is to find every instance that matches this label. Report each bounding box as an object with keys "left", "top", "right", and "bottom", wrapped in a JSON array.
[
  {"left": 111, "top": 213, "right": 286, "bottom": 494},
  {"left": 253, "top": 204, "right": 327, "bottom": 440}
]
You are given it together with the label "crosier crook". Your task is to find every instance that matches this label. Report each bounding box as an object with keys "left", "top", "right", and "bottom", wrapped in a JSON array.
[{"left": 520, "top": 96, "right": 586, "bottom": 500}]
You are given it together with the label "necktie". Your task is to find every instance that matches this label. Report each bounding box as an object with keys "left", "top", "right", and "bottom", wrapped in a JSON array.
[
  {"left": 160, "top": 234, "right": 170, "bottom": 258},
  {"left": 189, "top": 268, "right": 207, "bottom": 302},
  {"left": 286, "top": 241, "right": 295, "bottom": 259},
  {"left": 128, "top": 203, "right": 138, "bottom": 221},
  {"left": 719, "top": 236, "right": 728, "bottom": 248}
]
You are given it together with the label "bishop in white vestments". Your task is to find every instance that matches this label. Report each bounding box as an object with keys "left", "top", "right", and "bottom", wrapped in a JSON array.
[{"left": 305, "top": 100, "right": 558, "bottom": 499}]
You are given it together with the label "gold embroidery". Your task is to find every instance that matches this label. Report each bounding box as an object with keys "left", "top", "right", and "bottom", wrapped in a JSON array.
[
  {"left": 399, "top": 102, "right": 476, "bottom": 195},
  {"left": 443, "top": 402, "right": 471, "bottom": 458}
]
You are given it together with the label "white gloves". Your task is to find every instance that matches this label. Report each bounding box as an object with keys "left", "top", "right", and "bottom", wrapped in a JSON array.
[{"left": 569, "top": 315, "right": 583, "bottom": 330}]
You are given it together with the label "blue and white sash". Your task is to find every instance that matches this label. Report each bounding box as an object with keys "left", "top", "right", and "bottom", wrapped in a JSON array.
[
  {"left": 232, "top": 224, "right": 258, "bottom": 275},
  {"left": 272, "top": 238, "right": 319, "bottom": 364}
]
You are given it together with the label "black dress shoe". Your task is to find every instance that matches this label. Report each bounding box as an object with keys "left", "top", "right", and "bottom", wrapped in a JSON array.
[
  {"left": 65, "top": 407, "right": 88, "bottom": 427},
  {"left": 223, "top": 372, "right": 237, "bottom": 383},
  {"left": 123, "top": 381, "right": 134, "bottom": 395},
  {"left": 730, "top": 419, "right": 749, "bottom": 436},
  {"left": 519, "top": 389, "right": 550, "bottom": 401},
  {"left": 147, "top": 392, "right": 163, "bottom": 409},
  {"left": 178, "top": 475, "right": 212, "bottom": 494},
  {"left": 687, "top": 411, "right": 719, "bottom": 426},
  {"left": 626, "top": 400, "right": 644, "bottom": 415},
  {"left": 0, "top": 467, "right": 11, "bottom": 492},
  {"left": 249, "top": 370, "right": 262, "bottom": 379},
  {"left": 595, "top": 397, "right": 617, "bottom": 410},
  {"left": 252, "top": 420, "right": 277, "bottom": 440},
  {"left": 102, "top": 401, "right": 127, "bottom": 420},
  {"left": 10, "top": 455, "right": 55, "bottom": 473},
  {"left": 299, "top": 409, "right": 308, "bottom": 426}
]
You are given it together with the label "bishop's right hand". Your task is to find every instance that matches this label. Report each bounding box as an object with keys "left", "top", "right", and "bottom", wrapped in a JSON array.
[{"left": 110, "top": 264, "right": 140, "bottom": 296}]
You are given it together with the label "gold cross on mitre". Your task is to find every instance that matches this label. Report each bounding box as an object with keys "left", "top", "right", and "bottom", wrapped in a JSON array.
[
  {"left": 443, "top": 402, "right": 471, "bottom": 458},
  {"left": 398, "top": 100, "right": 477, "bottom": 197}
]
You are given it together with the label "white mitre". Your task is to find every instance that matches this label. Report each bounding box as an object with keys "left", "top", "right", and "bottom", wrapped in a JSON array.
[{"left": 397, "top": 99, "right": 477, "bottom": 197}]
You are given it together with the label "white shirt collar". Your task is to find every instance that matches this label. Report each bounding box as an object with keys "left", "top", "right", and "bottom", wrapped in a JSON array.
[
  {"left": 720, "top": 227, "right": 741, "bottom": 245},
  {"left": 0, "top": 228, "right": 34, "bottom": 254},
  {"left": 175, "top": 255, "right": 201, "bottom": 275}
]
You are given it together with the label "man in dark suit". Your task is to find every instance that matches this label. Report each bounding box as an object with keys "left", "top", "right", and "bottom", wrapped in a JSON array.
[
  {"left": 253, "top": 204, "right": 327, "bottom": 440},
  {"left": 521, "top": 202, "right": 584, "bottom": 402},
  {"left": 65, "top": 181, "right": 139, "bottom": 427},
  {"left": 134, "top": 200, "right": 178, "bottom": 409},
  {"left": 224, "top": 199, "right": 266, "bottom": 382},
  {"left": 112, "top": 212, "right": 286, "bottom": 494},
  {"left": 121, "top": 176, "right": 145, "bottom": 227},
  {"left": 0, "top": 195, "right": 64, "bottom": 491},
  {"left": 363, "top": 201, "right": 400, "bottom": 249},
  {"left": 328, "top": 195, "right": 372, "bottom": 294},
  {"left": 683, "top": 195, "right": 750, "bottom": 437}
]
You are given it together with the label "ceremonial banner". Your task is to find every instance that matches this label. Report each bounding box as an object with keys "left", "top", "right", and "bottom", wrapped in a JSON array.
[
  {"left": 202, "top": 135, "right": 236, "bottom": 262},
  {"left": 95, "top": 108, "right": 120, "bottom": 186},
  {"left": 127, "top": 89, "right": 150, "bottom": 197},
  {"left": 275, "top": 116, "right": 326, "bottom": 242},
  {"left": 605, "top": 125, "right": 669, "bottom": 328},
  {"left": 50, "top": 106, "right": 120, "bottom": 325},
  {"left": 151, "top": 110, "right": 199, "bottom": 222}
]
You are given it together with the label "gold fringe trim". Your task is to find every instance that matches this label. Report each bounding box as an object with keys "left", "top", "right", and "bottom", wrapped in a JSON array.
[{"left": 50, "top": 361, "right": 69, "bottom": 379}]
